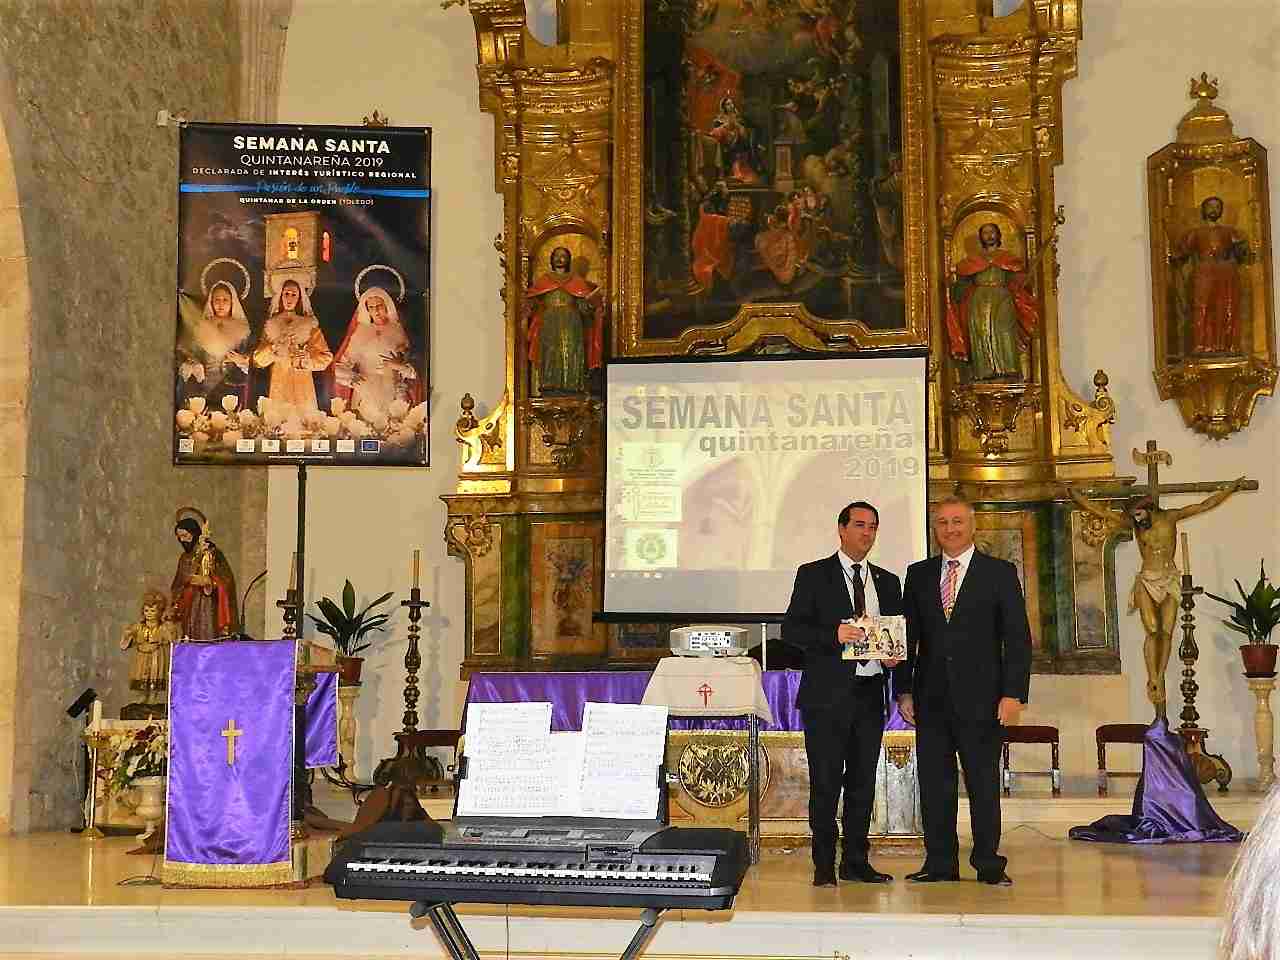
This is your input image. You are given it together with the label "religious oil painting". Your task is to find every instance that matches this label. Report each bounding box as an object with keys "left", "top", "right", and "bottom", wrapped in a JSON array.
[
  {"left": 626, "top": 0, "right": 927, "bottom": 352},
  {"left": 173, "top": 123, "right": 431, "bottom": 466}
]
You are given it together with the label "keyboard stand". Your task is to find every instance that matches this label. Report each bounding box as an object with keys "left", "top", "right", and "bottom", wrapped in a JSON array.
[{"left": 410, "top": 901, "right": 667, "bottom": 960}]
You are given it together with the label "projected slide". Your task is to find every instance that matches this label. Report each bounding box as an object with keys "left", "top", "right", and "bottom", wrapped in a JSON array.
[{"left": 604, "top": 356, "right": 928, "bottom": 617}]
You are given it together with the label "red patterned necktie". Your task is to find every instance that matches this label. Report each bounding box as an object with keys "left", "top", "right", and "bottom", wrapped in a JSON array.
[{"left": 942, "top": 559, "right": 960, "bottom": 620}]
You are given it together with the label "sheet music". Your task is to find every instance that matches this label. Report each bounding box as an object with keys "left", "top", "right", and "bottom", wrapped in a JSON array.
[
  {"left": 578, "top": 702, "right": 669, "bottom": 819},
  {"left": 457, "top": 702, "right": 556, "bottom": 817},
  {"left": 547, "top": 731, "right": 585, "bottom": 815}
]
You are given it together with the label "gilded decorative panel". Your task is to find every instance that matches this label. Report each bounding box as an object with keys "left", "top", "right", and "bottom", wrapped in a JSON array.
[{"left": 530, "top": 521, "right": 607, "bottom": 657}]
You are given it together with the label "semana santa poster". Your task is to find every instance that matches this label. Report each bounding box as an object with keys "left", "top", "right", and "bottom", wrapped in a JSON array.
[{"left": 173, "top": 122, "right": 431, "bottom": 466}]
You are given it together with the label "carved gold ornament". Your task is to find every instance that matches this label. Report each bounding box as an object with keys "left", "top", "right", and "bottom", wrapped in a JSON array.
[{"left": 675, "top": 737, "right": 769, "bottom": 809}]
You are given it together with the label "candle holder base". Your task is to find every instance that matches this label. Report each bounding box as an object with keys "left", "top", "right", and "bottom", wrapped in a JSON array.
[
  {"left": 1178, "top": 725, "right": 1232, "bottom": 793},
  {"left": 373, "top": 730, "right": 456, "bottom": 797}
]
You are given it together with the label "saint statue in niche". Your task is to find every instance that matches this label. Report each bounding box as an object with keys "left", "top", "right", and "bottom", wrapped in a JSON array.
[
  {"left": 945, "top": 222, "right": 1039, "bottom": 381},
  {"left": 1170, "top": 196, "right": 1250, "bottom": 355},
  {"left": 523, "top": 246, "right": 604, "bottom": 396},
  {"left": 171, "top": 508, "right": 239, "bottom": 642}
]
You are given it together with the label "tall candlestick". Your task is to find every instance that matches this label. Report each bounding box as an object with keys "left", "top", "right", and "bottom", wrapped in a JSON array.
[
  {"left": 413, "top": 549, "right": 420, "bottom": 589},
  {"left": 1181, "top": 532, "right": 1190, "bottom": 576}
]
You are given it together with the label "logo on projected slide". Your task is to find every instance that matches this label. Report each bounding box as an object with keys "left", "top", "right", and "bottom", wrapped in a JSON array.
[{"left": 636, "top": 532, "right": 667, "bottom": 563}]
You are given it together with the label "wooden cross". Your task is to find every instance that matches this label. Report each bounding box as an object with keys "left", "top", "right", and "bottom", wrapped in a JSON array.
[
  {"left": 1132, "top": 440, "right": 1173, "bottom": 507},
  {"left": 221, "top": 719, "right": 243, "bottom": 766}
]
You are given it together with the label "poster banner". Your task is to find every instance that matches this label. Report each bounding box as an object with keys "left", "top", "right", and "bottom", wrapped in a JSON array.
[{"left": 173, "top": 122, "right": 431, "bottom": 466}]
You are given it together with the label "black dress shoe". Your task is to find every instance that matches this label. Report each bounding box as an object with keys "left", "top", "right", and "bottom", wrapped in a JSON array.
[
  {"left": 977, "top": 869, "right": 1013, "bottom": 886},
  {"left": 839, "top": 862, "right": 893, "bottom": 883},
  {"left": 906, "top": 868, "right": 961, "bottom": 882},
  {"left": 812, "top": 868, "right": 837, "bottom": 887}
]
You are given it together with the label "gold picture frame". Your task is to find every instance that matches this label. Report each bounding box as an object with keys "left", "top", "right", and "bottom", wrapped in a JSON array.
[{"left": 611, "top": 0, "right": 936, "bottom": 358}]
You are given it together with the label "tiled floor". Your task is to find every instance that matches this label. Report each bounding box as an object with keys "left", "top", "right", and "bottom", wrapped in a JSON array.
[{"left": 0, "top": 816, "right": 1244, "bottom": 917}]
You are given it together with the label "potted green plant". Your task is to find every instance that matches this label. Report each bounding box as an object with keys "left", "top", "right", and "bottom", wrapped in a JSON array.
[
  {"left": 308, "top": 580, "right": 395, "bottom": 685},
  {"left": 1206, "top": 560, "right": 1280, "bottom": 677}
]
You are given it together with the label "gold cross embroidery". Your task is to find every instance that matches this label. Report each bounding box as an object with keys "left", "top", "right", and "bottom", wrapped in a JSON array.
[{"left": 221, "top": 719, "right": 243, "bottom": 766}]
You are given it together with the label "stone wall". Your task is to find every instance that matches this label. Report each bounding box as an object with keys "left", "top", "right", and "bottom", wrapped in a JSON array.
[{"left": 0, "top": 0, "right": 260, "bottom": 832}]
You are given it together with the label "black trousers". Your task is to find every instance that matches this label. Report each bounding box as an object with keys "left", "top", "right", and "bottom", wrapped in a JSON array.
[
  {"left": 915, "top": 679, "right": 1006, "bottom": 875},
  {"left": 800, "top": 676, "right": 886, "bottom": 871}
]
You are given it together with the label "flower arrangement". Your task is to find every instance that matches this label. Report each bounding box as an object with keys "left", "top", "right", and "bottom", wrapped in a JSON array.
[
  {"left": 174, "top": 394, "right": 427, "bottom": 454},
  {"left": 100, "top": 724, "right": 168, "bottom": 796}
]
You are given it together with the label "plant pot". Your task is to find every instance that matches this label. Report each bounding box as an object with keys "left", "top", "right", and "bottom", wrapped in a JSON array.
[
  {"left": 1240, "top": 643, "right": 1279, "bottom": 677},
  {"left": 131, "top": 775, "right": 166, "bottom": 842},
  {"left": 336, "top": 655, "right": 364, "bottom": 686}
]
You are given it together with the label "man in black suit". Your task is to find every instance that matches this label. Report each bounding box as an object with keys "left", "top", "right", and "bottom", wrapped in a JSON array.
[
  {"left": 783, "top": 501, "right": 902, "bottom": 887},
  {"left": 893, "top": 495, "right": 1032, "bottom": 886}
]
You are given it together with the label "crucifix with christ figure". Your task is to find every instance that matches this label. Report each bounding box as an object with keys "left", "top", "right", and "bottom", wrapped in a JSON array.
[{"left": 1067, "top": 439, "right": 1254, "bottom": 719}]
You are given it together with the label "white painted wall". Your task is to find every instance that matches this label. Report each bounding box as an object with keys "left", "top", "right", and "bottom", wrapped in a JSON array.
[
  {"left": 275, "top": 0, "right": 1280, "bottom": 785},
  {"left": 1057, "top": 0, "right": 1280, "bottom": 784},
  {"left": 274, "top": 0, "right": 504, "bottom": 776}
]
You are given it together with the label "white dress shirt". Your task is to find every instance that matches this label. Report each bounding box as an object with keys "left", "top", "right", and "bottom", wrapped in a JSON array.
[
  {"left": 838, "top": 550, "right": 882, "bottom": 677},
  {"left": 939, "top": 543, "right": 977, "bottom": 605}
]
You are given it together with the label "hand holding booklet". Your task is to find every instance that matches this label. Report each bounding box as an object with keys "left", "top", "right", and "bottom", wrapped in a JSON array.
[
  {"left": 457, "top": 700, "right": 669, "bottom": 820},
  {"left": 840, "top": 614, "right": 907, "bottom": 661}
]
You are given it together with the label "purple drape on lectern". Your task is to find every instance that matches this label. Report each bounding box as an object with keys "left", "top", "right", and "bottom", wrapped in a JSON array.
[
  {"left": 304, "top": 672, "right": 339, "bottom": 769},
  {"left": 464, "top": 669, "right": 905, "bottom": 732},
  {"left": 1068, "top": 719, "right": 1244, "bottom": 844},
  {"left": 164, "top": 641, "right": 295, "bottom": 871}
]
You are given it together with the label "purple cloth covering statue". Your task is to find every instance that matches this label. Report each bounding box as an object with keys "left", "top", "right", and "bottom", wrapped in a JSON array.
[
  {"left": 304, "top": 671, "right": 339, "bottom": 769},
  {"left": 1068, "top": 718, "right": 1243, "bottom": 844}
]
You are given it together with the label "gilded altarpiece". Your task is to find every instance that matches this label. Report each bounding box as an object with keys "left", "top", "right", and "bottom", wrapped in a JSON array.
[
  {"left": 447, "top": 0, "right": 1133, "bottom": 674},
  {"left": 446, "top": 0, "right": 1147, "bottom": 838}
]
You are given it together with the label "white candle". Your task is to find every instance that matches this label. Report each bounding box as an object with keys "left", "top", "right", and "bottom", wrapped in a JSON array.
[
  {"left": 1181, "top": 532, "right": 1190, "bottom": 577},
  {"left": 413, "top": 549, "right": 420, "bottom": 589},
  {"left": 289, "top": 552, "right": 298, "bottom": 591}
]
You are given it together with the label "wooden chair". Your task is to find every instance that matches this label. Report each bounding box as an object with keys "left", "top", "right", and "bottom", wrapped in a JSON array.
[
  {"left": 1000, "top": 725, "right": 1061, "bottom": 797},
  {"left": 1096, "top": 723, "right": 1147, "bottom": 796}
]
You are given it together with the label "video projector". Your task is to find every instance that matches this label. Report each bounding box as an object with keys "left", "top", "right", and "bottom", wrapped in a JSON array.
[{"left": 669, "top": 625, "right": 755, "bottom": 658}]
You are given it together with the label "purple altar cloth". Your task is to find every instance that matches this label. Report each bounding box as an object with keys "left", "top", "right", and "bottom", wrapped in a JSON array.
[
  {"left": 163, "top": 640, "right": 294, "bottom": 883},
  {"left": 1068, "top": 718, "right": 1244, "bottom": 844},
  {"left": 464, "top": 669, "right": 910, "bottom": 732},
  {"left": 304, "top": 672, "right": 339, "bottom": 769}
]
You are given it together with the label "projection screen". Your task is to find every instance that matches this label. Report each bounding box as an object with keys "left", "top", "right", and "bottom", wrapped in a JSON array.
[{"left": 604, "top": 355, "right": 929, "bottom": 618}]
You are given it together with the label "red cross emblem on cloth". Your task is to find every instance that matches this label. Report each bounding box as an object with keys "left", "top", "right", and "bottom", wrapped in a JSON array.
[{"left": 697, "top": 683, "right": 714, "bottom": 706}]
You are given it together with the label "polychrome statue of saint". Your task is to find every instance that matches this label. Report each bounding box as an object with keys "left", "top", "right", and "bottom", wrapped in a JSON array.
[
  {"left": 523, "top": 246, "right": 604, "bottom": 396},
  {"left": 171, "top": 508, "right": 239, "bottom": 642},
  {"left": 1171, "top": 196, "right": 1250, "bottom": 355},
  {"left": 121, "top": 589, "right": 180, "bottom": 701},
  {"left": 944, "top": 223, "right": 1039, "bottom": 381}
]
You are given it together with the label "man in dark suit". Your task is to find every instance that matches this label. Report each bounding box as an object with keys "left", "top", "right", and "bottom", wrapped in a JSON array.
[
  {"left": 893, "top": 495, "right": 1032, "bottom": 886},
  {"left": 783, "top": 501, "right": 902, "bottom": 887}
]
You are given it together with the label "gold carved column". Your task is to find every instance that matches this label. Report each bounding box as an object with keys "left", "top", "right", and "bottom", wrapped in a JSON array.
[
  {"left": 444, "top": 2, "right": 626, "bottom": 674},
  {"left": 927, "top": 3, "right": 1131, "bottom": 673}
]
